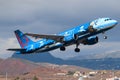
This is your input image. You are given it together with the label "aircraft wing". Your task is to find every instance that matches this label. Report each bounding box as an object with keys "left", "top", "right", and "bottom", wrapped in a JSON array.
[
  {"left": 25, "top": 33, "right": 64, "bottom": 42},
  {"left": 7, "top": 48, "right": 26, "bottom": 52}
]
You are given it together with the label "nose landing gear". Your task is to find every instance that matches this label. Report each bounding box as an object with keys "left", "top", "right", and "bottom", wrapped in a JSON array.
[
  {"left": 104, "top": 36, "right": 107, "bottom": 39},
  {"left": 102, "top": 32, "right": 107, "bottom": 39}
]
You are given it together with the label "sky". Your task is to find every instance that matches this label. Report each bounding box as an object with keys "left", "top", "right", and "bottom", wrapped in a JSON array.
[{"left": 0, "top": 0, "right": 120, "bottom": 59}]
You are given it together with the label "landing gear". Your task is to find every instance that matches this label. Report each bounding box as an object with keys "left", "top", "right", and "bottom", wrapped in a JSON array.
[
  {"left": 74, "top": 42, "right": 80, "bottom": 52},
  {"left": 104, "top": 36, "right": 107, "bottom": 39},
  {"left": 60, "top": 46, "right": 66, "bottom": 51},
  {"left": 74, "top": 34, "right": 80, "bottom": 52},
  {"left": 102, "top": 32, "right": 107, "bottom": 39},
  {"left": 74, "top": 34, "right": 78, "bottom": 40},
  {"left": 75, "top": 48, "right": 80, "bottom": 52}
]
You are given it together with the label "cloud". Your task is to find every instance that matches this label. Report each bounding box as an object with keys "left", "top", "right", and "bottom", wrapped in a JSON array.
[
  {"left": 0, "top": 0, "right": 120, "bottom": 37},
  {"left": 0, "top": 0, "right": 120, "bottom": 25},
  {"left": 0, "top": 0, "right": 120, "bottom": 59},
  {"left": 0, "top": 38, "right": 19, "bottom": 59},
  {"left": 51, "top": 42, "right": 120, "bottom": 59}
]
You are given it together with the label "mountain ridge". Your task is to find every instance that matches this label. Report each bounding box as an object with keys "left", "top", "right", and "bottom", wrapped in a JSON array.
[
  {"left": 69, "top": 50, "right": 120, "bottom": 60},
  {"left": 12, "top": 52, "right": 64, "bottom": 63},
  {"left": 0, "top": 58, "right": 39, "bottom": 76},
  {"left": 11, "top": 51, "right": 120, "bottom": 70},
  {"left": 0, "top": 57, "right": 92, "bottom": 79}
]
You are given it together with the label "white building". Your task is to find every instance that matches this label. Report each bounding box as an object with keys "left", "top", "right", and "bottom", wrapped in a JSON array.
[
  {"left": 78, "top": 76, "right": 83, "bottom": 80},
  {"left": 106, "top": 76, "right": 120, "bottom": 80}
]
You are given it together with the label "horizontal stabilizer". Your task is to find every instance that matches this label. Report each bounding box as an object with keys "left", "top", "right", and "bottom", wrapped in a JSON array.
[{"left": 7, "top": 48, "right": 26, "bottom": 52}]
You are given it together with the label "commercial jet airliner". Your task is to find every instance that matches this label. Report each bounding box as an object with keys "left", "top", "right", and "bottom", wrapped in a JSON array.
[{"left": 7, "top": 18, "right": 118, "bottom": 54}]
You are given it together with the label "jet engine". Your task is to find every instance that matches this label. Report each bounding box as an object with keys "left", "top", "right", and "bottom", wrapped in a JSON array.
[{"left": 82, "top": 36, "right": 98, "bottom": 45}]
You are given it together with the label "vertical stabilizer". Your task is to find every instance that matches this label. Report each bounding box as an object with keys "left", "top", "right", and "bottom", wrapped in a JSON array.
[{"left": 14, "top": 30, "right": 34, "bottom": 48}]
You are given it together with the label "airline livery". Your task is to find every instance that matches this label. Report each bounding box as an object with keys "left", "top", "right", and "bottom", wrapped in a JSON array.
[{"left": 7, "top": 18, "right": 118, "bottom": 54}]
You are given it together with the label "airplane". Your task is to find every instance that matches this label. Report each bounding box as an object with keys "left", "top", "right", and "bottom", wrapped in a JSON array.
[{"left": 7, "top": 17, "right": 118, "bottom": 54}]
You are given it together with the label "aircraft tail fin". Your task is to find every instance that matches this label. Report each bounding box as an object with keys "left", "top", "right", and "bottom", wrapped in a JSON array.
[{"left": 14, "top": 30, "right": 34, "bottom": 48}]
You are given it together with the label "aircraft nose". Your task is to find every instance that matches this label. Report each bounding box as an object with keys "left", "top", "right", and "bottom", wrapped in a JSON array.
[{"left": 112, "top": 20, "right": 118, "bottom": 26}]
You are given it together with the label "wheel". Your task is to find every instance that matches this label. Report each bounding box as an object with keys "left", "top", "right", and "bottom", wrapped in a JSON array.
[
  {"left": 60, "top": 46, "right": 66, "bottom": 51},
  {"left": 74, "top": 48, "right": 80, "bottom": 52},
  {"left": 104, "top": 36, "right": 107, "bottom": 39}
]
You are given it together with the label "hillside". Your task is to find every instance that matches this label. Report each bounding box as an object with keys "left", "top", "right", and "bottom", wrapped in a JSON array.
[
  {"left": 12, "top": 51, "right": 120, "bottom": 61},
  {"left": 0, "top": 58, "right": 3, "bottom": 62},
  {"left": 0, "top": 58, "right": 91, "bottom": 80},
  {"left": 0, "top": 58, "right": 38, "bottom": 76},
  {"left": 12, "top": 52, "right": 64, "bottom": 63},
  {"left": 1, "top": 58, "right": 120, "bottom": 80},
  {"left": 11, "top": 51, "right": 120, "bottom": 70}
]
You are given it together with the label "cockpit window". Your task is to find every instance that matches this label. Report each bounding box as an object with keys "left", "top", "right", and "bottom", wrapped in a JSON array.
[{"left": 105, "top": 18, "right": 112, "bottom": 21}]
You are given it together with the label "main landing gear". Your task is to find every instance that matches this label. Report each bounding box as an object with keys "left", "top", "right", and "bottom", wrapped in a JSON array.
[
  {"left": 60, "top": 46, "right": 66, "bottom": 51},
  {"left": 60, "top": 34, "right": 80, "bottom": 53},
  {"left": 74, "top": 46, "right": 80, "bottom": 52},
  {"left": 74, "top": 34, "right": 80, "bottom": 52},
  {"left": 60, "top": 45, "right": 80, "bottom": 52}
]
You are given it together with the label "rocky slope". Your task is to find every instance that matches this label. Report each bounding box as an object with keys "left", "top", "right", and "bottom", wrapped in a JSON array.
[{"left": 0, "top": 58, "right": 38, "bottom": 76}]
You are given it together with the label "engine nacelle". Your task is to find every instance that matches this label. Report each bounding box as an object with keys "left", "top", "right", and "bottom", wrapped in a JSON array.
[{"left": 83, "top": 36, "right": 98, "bottom": 45}]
